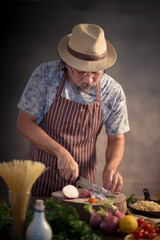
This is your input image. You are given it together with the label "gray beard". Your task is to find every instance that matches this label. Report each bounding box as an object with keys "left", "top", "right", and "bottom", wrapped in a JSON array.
[{"left": 67, "top": 75, "right": 95, "bottom": 94}]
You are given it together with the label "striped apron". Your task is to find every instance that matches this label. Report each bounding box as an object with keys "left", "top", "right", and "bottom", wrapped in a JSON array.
[{"left": 27, "top": 71, "right": 103, "bottom": 197}]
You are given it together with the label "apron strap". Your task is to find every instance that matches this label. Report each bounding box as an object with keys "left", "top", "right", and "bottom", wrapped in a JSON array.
[
  {"left": 96, "top": 82, "right": 101, "bottom": 102},
  {"left": 56, "top": 70, "right": 68, "bottom": 96}
]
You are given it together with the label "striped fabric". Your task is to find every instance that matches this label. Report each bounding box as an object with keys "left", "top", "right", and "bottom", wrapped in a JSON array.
[{"left": 27, "top": 71, "right": 103, "bottom": 197}]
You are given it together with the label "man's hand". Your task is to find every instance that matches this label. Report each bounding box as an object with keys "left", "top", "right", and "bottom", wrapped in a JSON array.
[
  {"left": 57, "top": 149, "right": 79, "bottom": 182},
  {"left": 102, "top": 168, "right": 123, "bottom": 193},
  {"left": 103, "top": 134, "right": 124, "bottom": 193}
]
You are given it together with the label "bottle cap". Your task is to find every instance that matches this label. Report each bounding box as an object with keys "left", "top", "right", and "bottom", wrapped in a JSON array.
[{"left": 35, "top": 199, "right": 45, "bottom": 210}]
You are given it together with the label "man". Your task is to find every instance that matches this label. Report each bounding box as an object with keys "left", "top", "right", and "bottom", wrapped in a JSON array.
[{"left": 17, "top": 23, "right": 130, "bottom": 197}]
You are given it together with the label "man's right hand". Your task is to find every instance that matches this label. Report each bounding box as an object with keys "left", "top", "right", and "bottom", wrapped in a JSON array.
[{"left": 57, "top": 149, "right": 79, "bottom": 182}]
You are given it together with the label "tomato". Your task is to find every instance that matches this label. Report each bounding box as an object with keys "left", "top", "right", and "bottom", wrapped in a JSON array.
[
  {"left": 134, "top": 230, "right": 143, "bottom": 239},
  {"left": 141, "top": 222, "right": 155, "bottom": 231},
  {"left": 148, "top": 232, "right": 157, "bottom": 239},
  {"left": 155, "top": 226, "right": 160, "bottom": 234},
  {"left": 143, "top": 230, "right": 149, "bottom": 238},
  {"left": 147, "top": 223, "right": 155, "bottom": 232},
  {"left": 88, "top": 198, "right": 97, "bottom": 204},
  {"left": 137, "top": 218, "right": 144, "bottom": 227},
  {"left": 149, "top": 229, "right": 156, "bottom": 234},
  {"left": 139, "top": 228, "right": 144, "bottom": 234},
  {"left": 141, "top": 222, "right": 150, "bottom": 230}
]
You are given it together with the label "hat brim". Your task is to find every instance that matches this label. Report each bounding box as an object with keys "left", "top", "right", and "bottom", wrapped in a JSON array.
[{"left": 58, "top": 34, "right": 117, "bottom": 72}]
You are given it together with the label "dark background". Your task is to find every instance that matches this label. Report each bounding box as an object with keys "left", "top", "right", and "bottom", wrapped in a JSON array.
[{"left": 1, "top": 0, "right": 160, "bottom": 199}]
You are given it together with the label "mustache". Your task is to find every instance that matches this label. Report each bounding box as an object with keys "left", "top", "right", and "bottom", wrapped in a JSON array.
[{"left": 77, "top": 83, "right": 96, "bottom": 87}]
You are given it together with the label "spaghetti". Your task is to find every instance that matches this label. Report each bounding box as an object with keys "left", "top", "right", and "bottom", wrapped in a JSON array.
[
  {"left": 0, "top": 160, "right": 47, "bottom": 236},
  {"left": 131, "top": 200, "right": 160, "bottom": 212}
]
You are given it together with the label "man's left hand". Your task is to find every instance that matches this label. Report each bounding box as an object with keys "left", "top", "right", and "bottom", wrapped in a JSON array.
[{"left": 102, "top": 168, "right": 123, "bottom": 193}]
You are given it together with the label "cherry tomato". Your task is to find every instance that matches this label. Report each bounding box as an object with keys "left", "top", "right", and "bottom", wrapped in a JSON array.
[
  {"left": 148, "top": 232, "right": 157, "bottom": 239},
  {"left": 155, "top": 226, "right": 160, "bottom": 234},
  {"left": 88, "top": 198, "right": 97, "bottom": 204},
  {"left": 141, "top": 222, "right": 150, "bottom": 230},
  {"left": 134, "top": 230, "right": 143, "bottom": 239},
  {"left": 147, "top": 223, "right": 155, "bottom": 232},
  {"left": 139, "top": 228, "right": 144, "bottom": 234},
  {"left": 137, "top": 218, "right": 144, "bottom": 227},
  {"left": 143, "top": 230, "right": 149, "bottom": 238},
  {"left": 149, "top": 229, "right": 156, "bottom": 234}
]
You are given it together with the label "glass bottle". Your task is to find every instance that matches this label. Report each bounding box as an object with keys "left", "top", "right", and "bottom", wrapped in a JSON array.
[{"left": 26, "top": 199, "right": 53, "bottom": 240}]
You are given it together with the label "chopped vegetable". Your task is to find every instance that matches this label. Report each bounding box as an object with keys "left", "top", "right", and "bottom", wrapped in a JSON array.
[
  {"left": 62, "top": 185, "right": 79, "bottom": 199},
  {"left": 79, "top": 188, "right": 91, "bottom": 198},
  {"left": 88, "top": 198, "right": 97, "bottom": 204}
]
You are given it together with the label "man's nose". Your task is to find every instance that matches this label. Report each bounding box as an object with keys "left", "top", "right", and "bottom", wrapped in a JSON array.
[{"left": 83, "top": 74, "right": 94, "bottom": 84}]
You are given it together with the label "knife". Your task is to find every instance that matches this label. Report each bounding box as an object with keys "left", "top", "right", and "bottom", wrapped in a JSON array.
[{"left": 76, "top": 176, "right": 116, "bottom": 198}]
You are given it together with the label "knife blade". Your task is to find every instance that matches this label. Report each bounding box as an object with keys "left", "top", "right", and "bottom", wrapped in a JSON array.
[{"left": 76, "top": 176, "right": 116, "bottom": 198}]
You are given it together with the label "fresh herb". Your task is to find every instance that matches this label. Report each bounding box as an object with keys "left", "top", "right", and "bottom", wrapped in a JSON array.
[
  {"left": 44, "top": 198, "right": 102, "bottom": 240},
  {"left": 84, "top": 202, "right": 93, "bottom": 214},
  {"left": 0, "top": 199, "right": 102, "bottom": 240},
  {"left": 126, "top": 193, "right": 135, "bottom": 204},
  {"left": 0, "top": 201, "right": 13, "bottom": 234}
]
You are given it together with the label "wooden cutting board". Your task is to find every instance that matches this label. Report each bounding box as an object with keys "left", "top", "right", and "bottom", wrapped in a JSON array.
[{"left": 52, "top": 190, "right": 127, "bottom": 222}]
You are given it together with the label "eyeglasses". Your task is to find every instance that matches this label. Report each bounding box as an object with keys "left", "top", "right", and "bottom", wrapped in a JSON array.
[{"left": 70, "top": 67, "right": 103, "bottom": 79}]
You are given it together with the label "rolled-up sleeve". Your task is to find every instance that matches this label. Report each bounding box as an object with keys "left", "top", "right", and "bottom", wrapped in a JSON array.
[
  {"left": 105, "top": 86, "right": 130, "bottom": 135},
  {"left": 17, "top": 64, "right": 46, "bottom": 122}
]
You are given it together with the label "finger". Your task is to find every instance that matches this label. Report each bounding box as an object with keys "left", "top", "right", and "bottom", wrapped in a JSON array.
[
  {"left": 105, "top": 170, "right": 114, "bottom": 190},
  {"left": 114, "top": 174, "right": 123, "bottom": 193},
  {"left": 109, "top": 172, "right": 118, "bottom": 193},
  {"left": 64, "top": 172, "right": 72, "bottom": 181},
  {"left": 71, "top": 168, "right": 79, "bottom": 182}
]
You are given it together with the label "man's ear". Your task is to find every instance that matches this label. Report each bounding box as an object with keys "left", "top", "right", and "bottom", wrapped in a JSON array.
[{"left": 65, "top": 63, "right": 68, "bottom": 69}]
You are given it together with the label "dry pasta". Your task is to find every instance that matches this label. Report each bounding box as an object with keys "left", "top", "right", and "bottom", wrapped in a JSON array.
[
  {"left": 131, "top": 200, "right": 160, "bottom": 212},
  {"left": 0, "top": 159, "right": 48, "bottom": 236}
]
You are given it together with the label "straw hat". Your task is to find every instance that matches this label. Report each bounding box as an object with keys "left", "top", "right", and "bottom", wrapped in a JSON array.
[{"left": 58, "top": 23, "right": 117, "bottom": 72}]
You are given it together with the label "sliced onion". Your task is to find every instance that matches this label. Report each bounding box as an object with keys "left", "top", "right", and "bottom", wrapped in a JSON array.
[{"left": 62, "top": 185, "right": 79, "bottom": 199}]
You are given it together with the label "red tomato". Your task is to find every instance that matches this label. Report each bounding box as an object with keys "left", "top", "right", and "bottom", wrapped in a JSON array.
[
  {"left": 137, "top": 218, "right": 144, "bottom": 227},
  {"left": 139, "top": 228, "right": 144, "bottom": 234},
  {"left": 149, "top": 229, "right": 156, "bottom": 234},
  {"left": 155, "top": 226, "right": 160, "bottom": 234},
  {"left": 134, "top": 230, "right": 143, "bottom": 239},
  {"left": 147, "top": 223, "right": 155, "bottom": 232},
  {"left": 88, "top": 198, "right": 97, "bottom": 204},
  {"left": 148, "top": 232, "right": 157, "bottom": 239},
  {"left": 143, "top": 230, "right": 149, "bottom": 238},
  {"left": 141, "top": 222, "right": 155, "bottom": 231},
  {"left": 141, "top": 222, "right": 149, "bottom": 230}
]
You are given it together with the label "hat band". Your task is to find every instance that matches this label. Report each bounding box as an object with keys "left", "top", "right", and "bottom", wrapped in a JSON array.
[{"left": 67, "top": 44, "right": 107, "bottom": 61}]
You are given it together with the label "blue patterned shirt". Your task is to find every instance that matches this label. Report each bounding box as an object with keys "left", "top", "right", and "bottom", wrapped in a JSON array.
[{"left": 17, "top": 61, "right": 130, "bottom": 135}]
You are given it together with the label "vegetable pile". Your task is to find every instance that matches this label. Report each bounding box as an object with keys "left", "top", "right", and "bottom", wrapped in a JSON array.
[
  {"left": 134, "top": 218, "right": 160, "bottom": 239},
  {"left": 84, "top": 198, "right": 125, "bottom": 235}
]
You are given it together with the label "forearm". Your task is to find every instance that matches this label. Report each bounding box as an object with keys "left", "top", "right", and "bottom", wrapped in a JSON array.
[
  {"left": 17, "top": 111, "right": 63, "bottom": 158},
  {"left": 17, "top": 110, "right": 79, "bottom": 181},
  {"left": 103, "top": 134, "right": 124, "bottom": 192},
  {"left": 105, "top": 134, "right": 124, "bottom": 171}
]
